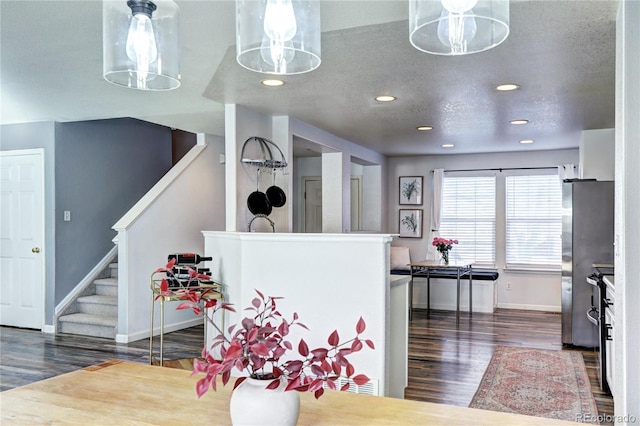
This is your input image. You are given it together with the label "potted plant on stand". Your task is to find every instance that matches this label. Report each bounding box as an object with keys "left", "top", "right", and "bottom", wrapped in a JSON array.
[{"left": 155, "top": 260, "right": 374, "bottom": 426}]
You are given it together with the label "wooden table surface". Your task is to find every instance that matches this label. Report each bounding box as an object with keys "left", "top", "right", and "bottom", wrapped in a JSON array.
[{"left": 0, "top": 360, "right": 581, "bottom": 425}]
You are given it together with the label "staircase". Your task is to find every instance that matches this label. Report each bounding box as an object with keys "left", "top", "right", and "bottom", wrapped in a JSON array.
[{"left": 57, "top": 262, "right": 118, "bottom": 339}]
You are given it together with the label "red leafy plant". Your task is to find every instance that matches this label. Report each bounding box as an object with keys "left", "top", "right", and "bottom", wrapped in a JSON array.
[{"left": 155, "top": 260, "right": 374, "bottom": 400}]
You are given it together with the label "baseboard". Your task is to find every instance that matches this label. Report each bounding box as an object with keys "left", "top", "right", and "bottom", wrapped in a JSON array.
[
  {"left": 413, "top": 302, "right": 494, "bottom": 314},
  {"left": 115, "top": 317, "right": 203, "bottom": 344},
  {"left": 497, "top": 303, "right": 561, "bottom": 312},
  {"left": 43, "top": 324, "right": 56, "bottom": 334}
]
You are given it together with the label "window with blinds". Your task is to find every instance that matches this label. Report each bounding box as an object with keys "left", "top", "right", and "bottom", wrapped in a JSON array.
[
  {"left": 440, "top": 176, "right": 496, "bottom": 265},
  {"left": 505, "top": 174, "right": 562, "bottom": 268}
]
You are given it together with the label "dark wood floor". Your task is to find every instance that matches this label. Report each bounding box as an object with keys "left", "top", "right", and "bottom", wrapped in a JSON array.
[
  {"left": 0, "top": 308, "right": 613, "bottom": 423},
  {"left": 0, "top": 323, "right": 205, "bottom": 391},
  {"left": 406, "top": 308, "right": 614, "bottom": 424}
]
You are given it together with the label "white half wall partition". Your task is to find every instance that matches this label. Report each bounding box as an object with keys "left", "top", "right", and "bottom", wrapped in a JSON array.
[{"left": 202, "top": 231, "right": 408, "bottom": 398}]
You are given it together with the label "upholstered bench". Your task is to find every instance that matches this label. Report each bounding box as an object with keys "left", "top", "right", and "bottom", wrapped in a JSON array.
[
  {"left": 392, "top": 268, "right": 499, "bottom": 281},
  {"left": 390, "top": 246, "right": 500, "bottom": 318}
]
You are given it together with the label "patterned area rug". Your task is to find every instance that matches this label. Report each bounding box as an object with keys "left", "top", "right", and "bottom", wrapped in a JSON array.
[{"left": 469, "top": 346, "right": 599, "bottom": 424}]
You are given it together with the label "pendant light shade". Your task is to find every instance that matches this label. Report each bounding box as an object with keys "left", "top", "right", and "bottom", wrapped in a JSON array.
[
  {"left": 103, "top": 0, "right": 180, "bottom": 90},
  {"left": 236, "top": 0, "right": 321, "bottom": 75},
  {"left": 409, "top": 0, "right": 509, "bottom": 55}
]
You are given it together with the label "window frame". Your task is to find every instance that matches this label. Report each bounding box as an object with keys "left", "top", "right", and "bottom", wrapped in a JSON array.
[
  {"left": 439, "top": 171, "right": 497, "bottom": 267},
  {"left": 503, "top": 171, "right": 563, "bottom": 271}
]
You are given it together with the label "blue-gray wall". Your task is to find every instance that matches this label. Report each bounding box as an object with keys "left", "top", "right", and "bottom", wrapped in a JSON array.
[
  {"left": 54, "top": 118, "right": 172, "bottom": 305},
  {"left": 1, "top": 118, "right": 172, "bottom": 327},
  {"left": 1, "top": 121, "right": 57, "bottom": 323}
]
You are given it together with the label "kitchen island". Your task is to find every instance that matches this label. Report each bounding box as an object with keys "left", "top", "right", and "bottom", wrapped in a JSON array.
[{"left": 202, "top": 231, "right": 407, "bottom": 398}]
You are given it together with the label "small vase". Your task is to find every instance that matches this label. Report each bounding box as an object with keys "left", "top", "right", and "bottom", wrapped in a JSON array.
[
  {"left": 440, "top": 251, "right": 449, "bottom": 265},
  {"left": 229, "top": 377, "right": 300, "bottom": 426}
]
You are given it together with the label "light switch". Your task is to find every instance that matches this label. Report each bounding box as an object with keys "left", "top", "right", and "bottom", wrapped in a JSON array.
[{"left": 64, "top": 211, "right": 71, "bottom": 222}]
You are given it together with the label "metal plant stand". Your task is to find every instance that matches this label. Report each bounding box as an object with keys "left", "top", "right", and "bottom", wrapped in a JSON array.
[{"left": 149, "top": 272, "right": 224, "bottom": 366}]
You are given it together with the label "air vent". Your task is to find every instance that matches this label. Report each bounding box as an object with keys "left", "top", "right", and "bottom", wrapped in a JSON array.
[{"left": 324, "top": 377, "right": 379, "bottom": 396}]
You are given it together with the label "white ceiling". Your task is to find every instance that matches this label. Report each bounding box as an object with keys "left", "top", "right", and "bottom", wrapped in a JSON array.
[{"left": 0, "top": 1, "right": 618, "bottom": 156}]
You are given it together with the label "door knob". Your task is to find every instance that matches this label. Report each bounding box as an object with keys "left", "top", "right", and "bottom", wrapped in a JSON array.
[{"left": 32, "top": 247, "right": 40, "bottom": 253}]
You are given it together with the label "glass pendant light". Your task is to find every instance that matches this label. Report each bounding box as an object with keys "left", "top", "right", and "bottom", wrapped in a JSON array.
[
  {"left": 236, "top": 0, "right": 321, "bottom": 75},
  {"left": 409, "top": 0, "right": 509, "bottom": 55},
  {"left": 103, "top": 0, "right": 180, "bottom": 90}
]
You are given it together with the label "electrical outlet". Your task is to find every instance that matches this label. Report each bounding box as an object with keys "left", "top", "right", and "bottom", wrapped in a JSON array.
[
  {"left": 506, "top": 282, "right": 512, "bottom": 290},
  {"left": 63, "top": 211, "right": 71, "bottom": 222}
]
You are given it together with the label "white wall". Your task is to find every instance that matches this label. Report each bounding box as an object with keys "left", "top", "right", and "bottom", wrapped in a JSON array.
[
  {"left": 580, "top": 128, "right": 615, "bottom": 181},
  {"left": 294, "top": 158, "right": 382, "bottom": 233},
  {"left": 322, "top": 152, "right": 348, "bottom": 232},
  {"left": 388, "top": 148, "right": 579, "bottom": 311},
  {"left": 225, "top": 104, "right": 275, "bottom": 232},
  {"left": 226, "top": 106, "right": 388, "bottom": 234},
  {"left": 362, "top": 165, "right": 382, "bottom": 232},
  {"left": 113, "top": 135, "right": 226, "bottom": 342},
  {"left": 291, "top": 118, "right": 388, "bottom": 233},
  {"left": 614, "top": 0, "right": 640, "bottom": 420}
]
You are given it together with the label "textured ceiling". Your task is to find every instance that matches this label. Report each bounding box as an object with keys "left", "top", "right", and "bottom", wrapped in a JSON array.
[{"left": 0, "top": 1, "right": 618, "bottom": 156}]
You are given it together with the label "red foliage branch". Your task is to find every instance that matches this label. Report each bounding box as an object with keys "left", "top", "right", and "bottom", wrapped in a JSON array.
[{"left": 155, "top": 260, "right": 375, "bottom": 400}]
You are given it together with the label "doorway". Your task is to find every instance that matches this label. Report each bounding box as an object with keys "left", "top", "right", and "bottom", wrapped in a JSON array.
[
  {"left": 303, "top": 177, "right": 322, "bottom": 232},
  {"left": 0, "top": 149, "right": 45, "bottom": 329},
  {"left": 302, "top": 176, "right": 363, "bottom": 233}
]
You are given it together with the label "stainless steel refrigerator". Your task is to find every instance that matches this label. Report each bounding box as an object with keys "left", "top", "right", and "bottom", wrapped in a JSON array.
[{"left": 561, "top": 179, "right": 614, "bottom": 348}]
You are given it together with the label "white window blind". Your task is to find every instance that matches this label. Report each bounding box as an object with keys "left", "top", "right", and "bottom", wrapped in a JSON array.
[
  {"left": 505, "top": 174, "right": 562, "bottom": 268},
  {"left": 440, "top": 176, "right": 496, "bottom": 265}
]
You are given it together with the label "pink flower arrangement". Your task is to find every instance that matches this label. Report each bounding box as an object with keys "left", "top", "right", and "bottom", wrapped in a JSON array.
[
  {"left": 155, "top": 259, "right": 374, "bottom": 400},
  {"left": 432, "top": 237, "right": 458, "bottom": 254}
]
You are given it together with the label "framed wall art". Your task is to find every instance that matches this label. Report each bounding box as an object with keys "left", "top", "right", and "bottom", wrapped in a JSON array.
[
  {"left": 399, "top": 209, "right": 423, "bottom": 238},
  {"left": 399, "top": 176, "right": 423, "bottom": 205}
]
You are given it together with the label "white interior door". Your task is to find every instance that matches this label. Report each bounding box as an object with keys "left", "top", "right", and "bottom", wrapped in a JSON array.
[
  {"left": 303, "top": 178, "right": 322, "bottom": 233},
  {"left": 0, "top": 149, "right": 45, "bottom": 329}
]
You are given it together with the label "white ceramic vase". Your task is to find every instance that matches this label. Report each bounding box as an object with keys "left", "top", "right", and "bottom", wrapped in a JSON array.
[{"left": 229, "top": 377, "right": 300, "bottom": 426}]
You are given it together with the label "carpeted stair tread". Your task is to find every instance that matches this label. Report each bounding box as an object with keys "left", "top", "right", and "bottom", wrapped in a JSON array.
[
  {"left": 93, "top": 277, "right": 117, "bottom": 286},
  {"left": 77, "top": 295, "right": 118, "bottom": 305},
  {"left": 58, "top": 313, "right": 117, "bottom": 327}
]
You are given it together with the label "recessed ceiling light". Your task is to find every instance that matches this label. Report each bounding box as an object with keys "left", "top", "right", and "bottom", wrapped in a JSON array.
[
  {"left": 417, "top": 126, "right": 433, "bottom": 131},
  {"left": 261, "top": 79, "right": 284, "bottom": 87},
  {"left": 510, "top": 119, "right": 529, "bottom": 125},
  {"left": 442, "top": 143, "right": 454, "bottom": 148},
  {"left": 496, "top": 83, "right": 520, "bottom": 91},
  {"left": 375, "top": 95, "right": 396, "bottom": 102},
  {"left": 519, "top": 139, "right": 534, "bottom": 144}
]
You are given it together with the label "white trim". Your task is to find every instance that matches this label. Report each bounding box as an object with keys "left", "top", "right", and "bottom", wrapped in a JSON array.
[
  {"left": 116, "top": 230, "right": 129, "bottom": 339},
  {"left": 55, "top": 245, "right": 118, "bottom": 316},
  {"left": 497, "top": 302, "right": 561, "bottom": 312},
  {"left": 502, "top": 267, "right": 561, "bottom": 275},
  {"left": 0, "top": 148, "right": 46, "bottom": 331},
  {"left": 413, "top": 302, "right": 495, "bottom": 314},
  {"left": 43, "top": 324, "right": 56, "bottom": 334},
  {"left": 116, "top": 317, "right": 203, "bottom": 344},
  {"left": 0, "top": 148, "right": 44, "bottom": 157},
  {"left": 202, "top": 230, "right": 393, "bottom": 244}
]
